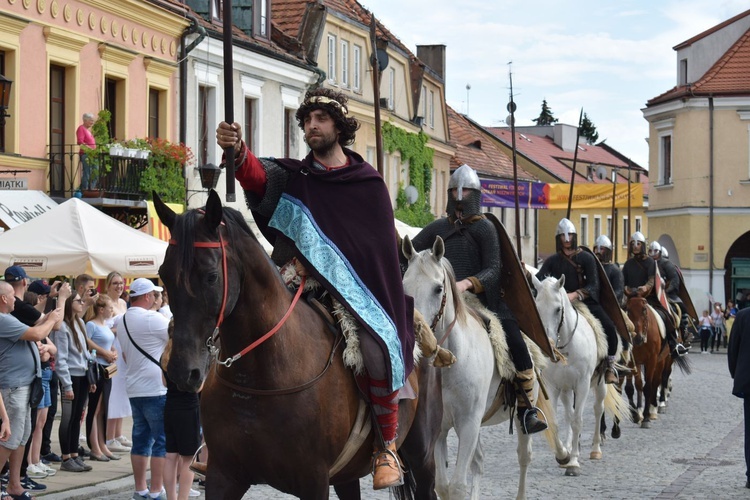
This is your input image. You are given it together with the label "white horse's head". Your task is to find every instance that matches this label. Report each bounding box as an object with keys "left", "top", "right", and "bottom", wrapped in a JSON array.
[
  {"left": 402, "top": 236, "right": 466, "bottom": 330},
  {"left": 533, "top": 275, "right": 577, "bottom": 349}
]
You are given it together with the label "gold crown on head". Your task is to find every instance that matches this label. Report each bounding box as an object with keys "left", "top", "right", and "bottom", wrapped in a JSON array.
[{"left": 305, "top": 95, "right": 348, "bottom": 115}]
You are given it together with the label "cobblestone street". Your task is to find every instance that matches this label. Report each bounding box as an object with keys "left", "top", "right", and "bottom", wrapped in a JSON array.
[{"left": 82, "top": 350, "right": 747, "bottom": 499}]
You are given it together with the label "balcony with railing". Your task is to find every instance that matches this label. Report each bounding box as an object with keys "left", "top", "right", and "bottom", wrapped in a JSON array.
[{"left": 48, "top": 144, "right": 149, "bottom": 200}]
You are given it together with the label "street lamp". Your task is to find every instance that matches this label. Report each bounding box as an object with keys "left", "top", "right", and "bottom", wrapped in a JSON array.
[
  {"left": 0, "top": 74, "right": 12, "bottom": 126},
  {"left": 195, "top": 163, "right": 222, "bottom": 190}
]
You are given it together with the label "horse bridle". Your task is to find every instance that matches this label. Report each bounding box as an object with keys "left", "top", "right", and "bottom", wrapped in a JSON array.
[
  {"left": 169, "top": 224, "right": 306, "bottom": 369},
  {"left": 555, "top": 288, "right": 579, "bottom": 351},
  {"left": 433, "top": 268, "right": 458, "bottom": 346}
]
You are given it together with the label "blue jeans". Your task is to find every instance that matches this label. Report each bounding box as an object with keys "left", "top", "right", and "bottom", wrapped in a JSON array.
[
  {"left": 38, "top": 367, "right": 53, "bottom": 409},
  {"left": 80, "top": 155, "right": 97, "bottom": 190},
  {"left": 130, "top": 395, "right": 167, "bottom": 457}
]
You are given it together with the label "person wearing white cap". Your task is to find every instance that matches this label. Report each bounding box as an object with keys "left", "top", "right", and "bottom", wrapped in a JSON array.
[{"left": 115, "top": 278, "right": 169, "bottom": 500}]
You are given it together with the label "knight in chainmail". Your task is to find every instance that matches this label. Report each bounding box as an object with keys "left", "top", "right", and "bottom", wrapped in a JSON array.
[
  {"left": 622, "top": 233, "right": 688, "bottom": 358},
  {"left": 408, "top": 164, "right": 547, "bottom": 434},
  {"left": 536, "top": 219, "right": 620, "bottom": 384},
  {"left": 216, "top": 88, "right": 412, "bottom": 490},
  {"left": 594, "top": 235, "right": 625, "bottom": 306}
]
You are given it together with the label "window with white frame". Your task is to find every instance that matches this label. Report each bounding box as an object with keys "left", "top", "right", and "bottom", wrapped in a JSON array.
[
  {"left": 340, "top": 40, "right": 349, "bottom": 88},
  {"left": 523, "top": 209, "right": 530, "bottom": 237},
  {"left": 352, "top": 45, "right": 361, "bottom": 91},
  {"left": 635, "top": 216, "right": 642, "bottom": 234},
  {"left": 622, "top": 216, "right": 630, "bottom": 247},
  {"left": 421, "top": 85, "right": 427, "bottom": 120},
  {"left": 655, "top": 118, "right": 674, "bottom": 185},
  {"left": 388, "top": 68, "right": 395, "bottom": 109},
  {"left": 580, "top": 215, "right": 589, "bottom": 246},
  {"left": 327, "top": 35, "right": 336, "bottom": 84},
  {"left": 606, "top": 215, "right": 612, "bottom": 239},
  {"left": 429, "top": 90, "right": 435, "bottom": 128},
  {"left": 594, "top": 216, "right": 601, "bottom": 242}
]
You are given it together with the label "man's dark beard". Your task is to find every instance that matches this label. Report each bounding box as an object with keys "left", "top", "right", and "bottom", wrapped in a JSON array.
[{"left": 308, "top": 133, "right": 338, "bottom": 157}]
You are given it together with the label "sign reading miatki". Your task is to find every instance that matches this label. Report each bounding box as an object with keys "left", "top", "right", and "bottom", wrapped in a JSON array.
[{"left": 0, "top": 178, "right": 28, "bottom": 190}]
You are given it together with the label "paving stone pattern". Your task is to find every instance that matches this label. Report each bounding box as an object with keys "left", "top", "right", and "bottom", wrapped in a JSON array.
[{"left": 56, "top": 351, "right": 747, "bottom": 499}]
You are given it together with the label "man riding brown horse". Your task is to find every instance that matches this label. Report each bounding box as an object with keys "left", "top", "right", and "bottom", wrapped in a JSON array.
[
  {"left": 216, "top": 88, "right": 413, "bottom": 490},
  {"left": 622, "top": 232, "right": 688, "bottom": 359}
]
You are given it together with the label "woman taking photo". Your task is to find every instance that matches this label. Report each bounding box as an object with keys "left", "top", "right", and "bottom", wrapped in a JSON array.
[
  {"left": 104, "top": 271, "right": 133, "bottom": 452},
  {"left": 54, "top": 291, "right": 94, "bottom": 472},
  {"left": 85, "top": 294, "right": 119, "bottom": 461}
]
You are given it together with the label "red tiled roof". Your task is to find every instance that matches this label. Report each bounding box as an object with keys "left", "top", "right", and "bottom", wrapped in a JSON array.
[
  {"left": 649, "top": 27, "right": 750, "bottom": 105},
  {"left": 447, "top": 107, "right": 537, "bottom": 181},
  {"left": 485, "top": 127, "right": 644, "bottom": 188},
  {"left": 272, "top": 0, "right": 311, "bottom": 37}
]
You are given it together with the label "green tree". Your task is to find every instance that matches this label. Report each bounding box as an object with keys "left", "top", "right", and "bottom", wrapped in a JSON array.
[
  {"left": 532, "top": 99, "right": 558, "bottom": 126},
  {"left": 580, "top": 112, "right": 599, "bottom": 144}
]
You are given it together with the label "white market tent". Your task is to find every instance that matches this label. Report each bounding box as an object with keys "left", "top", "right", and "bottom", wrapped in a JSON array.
[{"left": 0, "top": 198, "right": 167, "bottom": 278}]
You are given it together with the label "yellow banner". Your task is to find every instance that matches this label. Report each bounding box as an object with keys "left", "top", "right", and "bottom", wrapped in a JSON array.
[
  {"left": 146, "top": 201, "right": 184, "bottom": 242},
  {"left": 546, "top": 183, "right": 642, "bottom": 210}
]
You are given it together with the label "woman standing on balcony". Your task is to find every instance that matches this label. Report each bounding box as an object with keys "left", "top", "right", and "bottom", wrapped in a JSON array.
[{"left": 77, "top": 112, "right": 96, "bottom": 191}]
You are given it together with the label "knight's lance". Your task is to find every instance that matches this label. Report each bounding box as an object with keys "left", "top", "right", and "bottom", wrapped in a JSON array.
[
  {"left": 565, "top": 109, "right": 584, "bottom": 219},
  {"left": 222, "top": 0, "right": 236, "bottom": 202}
]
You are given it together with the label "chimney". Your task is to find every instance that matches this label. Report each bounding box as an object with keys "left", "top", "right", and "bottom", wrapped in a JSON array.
[
  {"left": 553, "top": 123, "right": 581, "bottom": 153},
  {"left": 417, "top": 45, "right": 446, "bottom": 81}
]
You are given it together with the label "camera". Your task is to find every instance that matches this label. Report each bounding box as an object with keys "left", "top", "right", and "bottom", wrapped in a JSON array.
[{"left": 89, "top": 289, "right": 97, "bottom": 297}]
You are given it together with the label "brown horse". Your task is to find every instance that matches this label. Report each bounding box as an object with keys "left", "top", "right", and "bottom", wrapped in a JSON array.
[
  {"left": 154, "top": 191, "right": 442, "bottom": 500},
  {"left": 625, "top": 297, "right": 696, "bottom": 428}
]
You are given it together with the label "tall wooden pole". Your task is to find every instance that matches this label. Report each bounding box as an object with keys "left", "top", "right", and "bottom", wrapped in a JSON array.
[
  {"left": 565, "top": 109, "right": 584, "bottom": 220},
  {"left": 508, "top": 64, "right": 521, "bottom": 259},
  {"left": 370, "top": 15, "right": 384, "bottom": 176},
  {"left": 610, "top": 167, "right": 617, "bottom": 263},
  {"left": 222, "top": 0, "right": 236, "bottom": 202}
]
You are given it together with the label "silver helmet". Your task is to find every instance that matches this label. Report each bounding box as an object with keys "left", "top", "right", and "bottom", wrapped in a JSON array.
[
  {"left": 594, "top": 234, "right": 612, "bottom": 251},
  {"left": 631, "top": 231, "right": 646, "bottom": 244},
  {"left": 446, "top": 164, "right": 482, "bottom": 218},
  {"left": 555, "top": 218, "right": 577, "bottom": 251},
  {"left": 648, "top": 241, "right": 662, "bottom": 257},
  {"left": 448, "top": 164, "right": 481, "bottom": 201},
  {"left": 662, "top": 247, "right": 669, "bottom": 259}
]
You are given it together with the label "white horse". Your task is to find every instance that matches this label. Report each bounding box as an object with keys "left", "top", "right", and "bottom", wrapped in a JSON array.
[
  {"left": 403, "top": 236, "right": 553, "bottom": 500},
  {"left": 531, "top": 275, "right": 628, "bottom": 477}
]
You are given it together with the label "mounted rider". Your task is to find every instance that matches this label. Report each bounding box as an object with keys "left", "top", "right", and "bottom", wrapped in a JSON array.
[
  {"left": 216, "top": 88, "right": 413, "bottom": 489},
  {"left": 594, "top": 235, "right": 625, "bottom": 306},
  {"left": 622, "top": 232, "right": 688, "bottom": 358},
  {"left": 536, "top": 219, "right": 620, "bottom": 384},
  {"left": 407, "top": 164, "right": 548, "bottom": 434},
  {"left": 649, "top": 241, "right": 691, "bottom": 346}
]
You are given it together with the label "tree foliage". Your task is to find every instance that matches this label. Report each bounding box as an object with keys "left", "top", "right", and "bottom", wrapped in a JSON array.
[
  {"left": 579, "top": 112, "right": 599, "bottom": 144},
  {"left": 532, "top": 99, "right": 558, "bottom": 126}
]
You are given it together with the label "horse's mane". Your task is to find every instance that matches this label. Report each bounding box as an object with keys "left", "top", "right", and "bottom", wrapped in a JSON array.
[
  {"left": 171, "top": 205, "right": 258, "bottom": 289},
  {"left": 438, "top": 257, "right": 468, "bottom": 325}
]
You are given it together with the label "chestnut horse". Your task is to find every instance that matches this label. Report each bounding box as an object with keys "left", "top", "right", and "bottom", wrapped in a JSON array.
[
  {"left": 154, "top": 191, "right": 442, "bottom": 499},
  {"left": 625, "top": 297, "right": 671, "bottom": 428}
]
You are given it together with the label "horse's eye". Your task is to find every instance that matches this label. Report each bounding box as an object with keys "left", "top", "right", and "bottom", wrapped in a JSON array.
[
  {"left": 434, "top": 285, "right": 443, "bottom": 295},
  {"left": 207, "top": 272, "right": 219, "bottom": 285}
]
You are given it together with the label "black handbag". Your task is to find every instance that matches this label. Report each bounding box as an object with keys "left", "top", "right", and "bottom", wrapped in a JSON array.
[
  {"left": 86, "top": 359, "right": 99, "bottom": 386},
  {"left": 28, "top": 343, "right": 44, "bottom": 408}
]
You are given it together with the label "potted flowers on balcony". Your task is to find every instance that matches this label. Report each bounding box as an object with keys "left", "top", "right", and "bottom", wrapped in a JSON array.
[{"left": 140, "top": 137, "right": 194, "bottom": 204}]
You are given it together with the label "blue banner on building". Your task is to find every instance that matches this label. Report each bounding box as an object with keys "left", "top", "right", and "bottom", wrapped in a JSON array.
[{"left": 480, "top": 179, "right": 548, "bottom": 209}]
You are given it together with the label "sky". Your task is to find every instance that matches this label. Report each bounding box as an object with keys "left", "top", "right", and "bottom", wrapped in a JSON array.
[{"left": 367, "top": 0, "right": 749, "bottom": 170}]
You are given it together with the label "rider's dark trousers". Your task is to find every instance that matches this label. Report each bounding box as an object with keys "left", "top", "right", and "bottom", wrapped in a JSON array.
[
  {"left": 500, "top": 317, "right": 533, "bottom": 372},
  {"left": 583, "top": 299, "right": 618, "bottom": 357}
]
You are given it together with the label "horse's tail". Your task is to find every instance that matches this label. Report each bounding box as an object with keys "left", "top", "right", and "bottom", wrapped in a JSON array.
[
  {"left": 603, "top": 383, "right": 631, "bottom": 424},
  {"left": 672, "top": 352, "right": 692, "bottom": 375},
  {"left": 537, "top": 388, "right": 559, "bottom": 453}
]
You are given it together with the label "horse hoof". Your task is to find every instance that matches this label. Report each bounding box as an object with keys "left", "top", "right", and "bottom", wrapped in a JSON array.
[
  {"left": 641, "top": 421, "right": 651, "bottom": 429},
  {"left": 564, "top": 466, "right": 581, "bottom": 477},
  {"left": 590, "top": 451, "right": 602, "bottom": 460},
  {"left": 556, "top": 453, "right": 571, "bottom": 466},
  {"left": 612, "top": 427, "right": 621, "bottom": 439},
  {"left": 658, "top": 406, "right": 666, "bottom": 414}
]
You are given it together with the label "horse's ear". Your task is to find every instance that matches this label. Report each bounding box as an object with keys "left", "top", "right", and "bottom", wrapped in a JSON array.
[
  {"left": 153, "top": 191, "right": 176, "bottom": 230},
  {"left": 401, "top": 235, "right": 415, "bottom": 261},
  {"left": 432, "top": 236, "right": 445, "bottom": 262},
  {"left": 531, "top": 274, "right": 542, "bottom": 292},
  {"left": 204, "top": 189, "right": 223, "bottom": 231},
  {"left": 557, "top": 274, "right": 566, "bottom": 290}
]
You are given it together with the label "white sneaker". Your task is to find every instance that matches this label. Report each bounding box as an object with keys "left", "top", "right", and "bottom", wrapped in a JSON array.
[
  {"left": 38, "top": 462, "right": 57, "bottom": 476},
  {"left": 26, "top": 463, "right": 49, "bottom": 479},
  {"left": 117, "top": 435, "right": 133, "bottom": 447},
  {"left": 106, "top": 438, "right": 131, "bottom": 452},
  {"left": 177, "top": 486, "right": 201, "bottom": 498}
]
